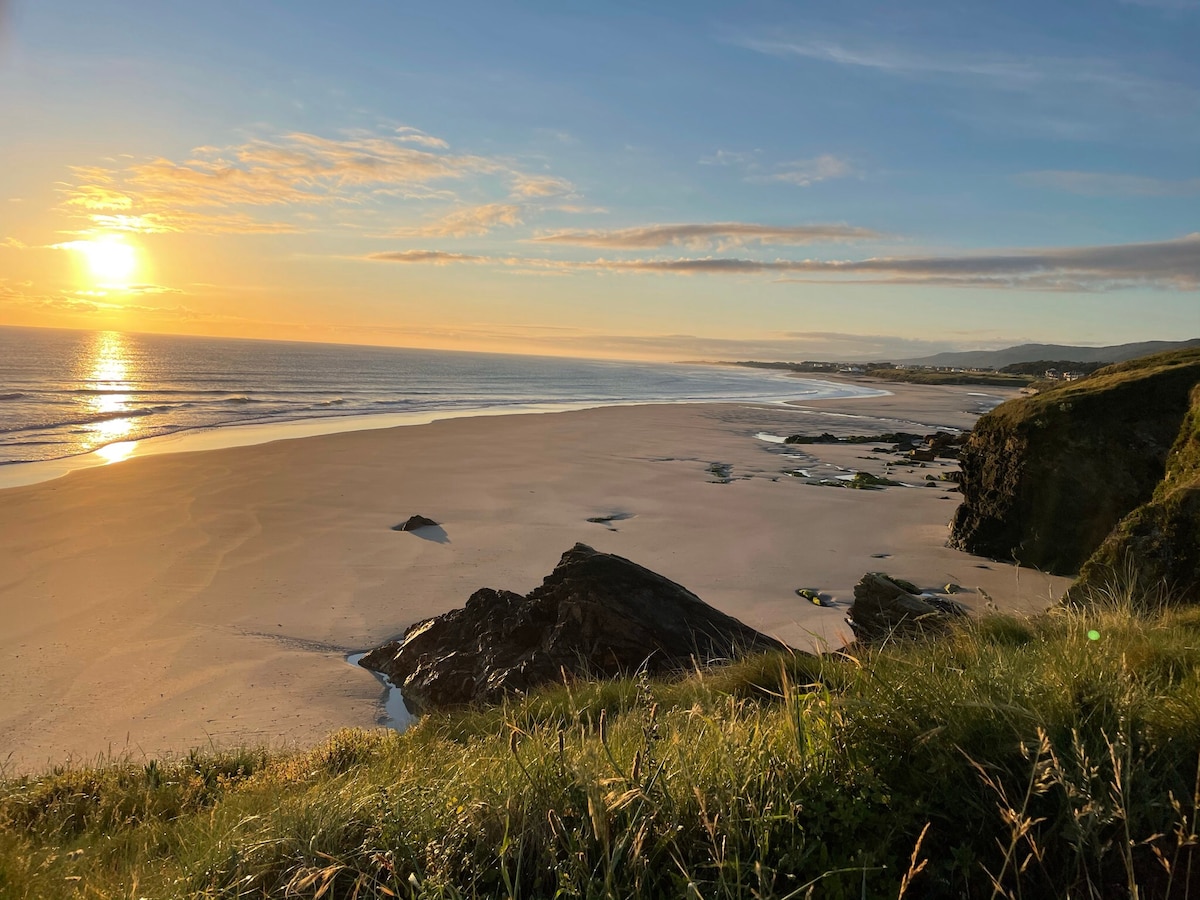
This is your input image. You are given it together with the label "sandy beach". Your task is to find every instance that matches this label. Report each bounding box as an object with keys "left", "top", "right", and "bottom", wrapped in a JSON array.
[{"left": 0, "top": 379, "right": 1071, "bottom": 774}]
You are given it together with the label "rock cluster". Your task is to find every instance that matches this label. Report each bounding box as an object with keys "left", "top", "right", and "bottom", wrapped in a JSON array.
[
  {"left": 360, "top": 543, "right": 790, "bottom": 713},
  {"left": 784, "top": 431, "right": 966, "bottom": 459},
  {"left": 950, "top": 349, "right": 1200, "bottom": 575}
]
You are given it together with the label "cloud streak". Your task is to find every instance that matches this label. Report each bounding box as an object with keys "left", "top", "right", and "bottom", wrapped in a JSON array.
[
  {"left": 532, "top": 222, "right": 880, "bottom": 250},
  {"left": 365, "top": 234, "right": 1200, "bottom": 291},
  {"left": 366, "top": 250, "right": 485, "bottom": 264}
]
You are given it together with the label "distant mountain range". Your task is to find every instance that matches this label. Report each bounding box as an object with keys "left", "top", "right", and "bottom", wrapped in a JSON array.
[{"left": 898, "top": 339, "right": 1200, "bottom": 369}]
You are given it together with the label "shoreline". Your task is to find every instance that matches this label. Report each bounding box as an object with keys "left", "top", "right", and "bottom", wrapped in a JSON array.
[
  {"left": 0, "top": 380, "right": 1069, "bottom": 774},
  {"left": 0, "top": 376, "right": 888, "bottom": 491}
]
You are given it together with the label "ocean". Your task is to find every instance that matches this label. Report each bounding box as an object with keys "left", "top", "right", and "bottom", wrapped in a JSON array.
[{"left": 0, "top": 326, "right": 881, "bottom": 474}]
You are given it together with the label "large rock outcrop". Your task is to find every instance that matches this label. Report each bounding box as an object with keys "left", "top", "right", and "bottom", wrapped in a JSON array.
[
  {"left": 1067, "top": 383, "right": 1200, "bottom": 604},
  {"left": 949, "top": 349, "right": 1200, "bottom": 575},
  {"left": 360, "top": 543, "right": 790, "bottom": 713}
]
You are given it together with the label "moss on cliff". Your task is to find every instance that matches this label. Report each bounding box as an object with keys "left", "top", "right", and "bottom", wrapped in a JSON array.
[
  {"left": 1068, "top": 383, "right": 1200, "bottom": 604},
  {"left": 949, "top": 348, "right": 1200, "bottom": 575}
]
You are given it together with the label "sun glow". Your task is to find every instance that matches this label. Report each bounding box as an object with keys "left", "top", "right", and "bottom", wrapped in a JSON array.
[{"left": 61, "top": 236, "right": 139, "bottom": 287}]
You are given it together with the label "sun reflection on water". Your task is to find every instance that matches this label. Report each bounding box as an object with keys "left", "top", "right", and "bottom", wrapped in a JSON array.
[{"left": 79, "top": 331, "right": 140, "bottom": 453}]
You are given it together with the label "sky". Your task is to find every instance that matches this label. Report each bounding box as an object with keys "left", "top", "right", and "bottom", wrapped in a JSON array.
[{"left": 0, "top": 0, "right": 1197, "bottom": 361}]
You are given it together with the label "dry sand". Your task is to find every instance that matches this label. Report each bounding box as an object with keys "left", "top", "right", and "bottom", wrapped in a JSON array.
[{"left": 0, "top": 379, "right": 1070, "bottom": 774}]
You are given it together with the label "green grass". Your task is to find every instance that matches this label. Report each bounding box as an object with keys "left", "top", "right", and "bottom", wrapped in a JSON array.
[{"left": 5, "top": 597, "right": 1200, "bottom": 899}]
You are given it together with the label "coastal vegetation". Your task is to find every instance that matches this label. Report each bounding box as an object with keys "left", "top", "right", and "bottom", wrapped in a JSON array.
[
  {"left": 729, "top": 359, "right": 1035, "bottom": 387},
  {"left": 4, "top": 590, "right": 1200, "bottom": 899},
  {"left": 863, "top": 367, "right": 1034, "bottom": 387}
]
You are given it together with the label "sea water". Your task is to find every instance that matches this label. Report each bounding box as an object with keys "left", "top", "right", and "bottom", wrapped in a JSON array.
[{"left": 0, "top": 326, "right": 883, "bottom": 474}]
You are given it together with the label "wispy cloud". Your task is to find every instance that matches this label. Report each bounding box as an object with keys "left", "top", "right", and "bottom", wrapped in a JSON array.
[
  {"left": 739, "top": 37, "right": 1039, "bottom": 82},
  {"left": 759, "top": 155, "right": 854, "bottom": 187},
  {"left": 393, "top": 203, "right": 523, "bottom": 238},
  {"left": 0, "top": 281, "right": 209, "bottom": 319},
  {"left": 394, "top": 126, "right": 450, "bottom": 149},
  {"left": 366, "top": 250, "right": 485, "bottom": 264},
  {"left": 699, "top": 149, "right": 759, "bottom": 167},
  {"left": 365, "top": 234, "right": 1200, "bottom": 291},
  {"left": 509, "top": 173, "right": 575, "bottom": 198},
  {"left": 123, "top": 132, "right": 501, "bottom": 210},
  {"left": 735, "top": 34, "right": 1199, "bottom": 131},
  {"left": 699, "top": 149, "right": 853, "bottom": 187},
  {"left": 57, "top": 128, "right": 571, "bottom": 237},
  {"left": 1016, "top": 170, "right": 1200, "bottom": 197},
  {"left": 531, "top": 222, "right": 879, "bottom": 250}
]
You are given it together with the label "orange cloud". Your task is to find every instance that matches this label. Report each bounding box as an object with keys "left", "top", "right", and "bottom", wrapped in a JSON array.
[{"left": 55, "top": 128, "right": 557, "bottom": 237}]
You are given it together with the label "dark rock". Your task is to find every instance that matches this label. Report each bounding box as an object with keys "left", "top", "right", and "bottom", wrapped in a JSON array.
[
  {"left": 394, "top": 515, "right": 439, "bottom": 532},
  {"left": 360, "top": 543, "right": 790, "bottom": 712},
  {"left": 847, "top": 471, "right": 901, "bottom": 489},
  {"left": 949, "top": 349, "right": 1200, "bottom": 575},
  {"left": 785, "top": 432, "right": 840, "bottom": 444},
  {"left": 909, "top": 449, "right": 937, "bottom": 462},
  {"left": 927, "top": 431, "right": 965, "bottom": 450},
  {"left": 847, "top": 572, "right": 965, "bottom": 642},
  {"left": 1067, "top": 383, "right": 1200, "bottom": 605}
]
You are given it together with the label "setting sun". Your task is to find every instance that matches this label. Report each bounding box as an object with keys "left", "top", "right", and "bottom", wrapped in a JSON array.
[{"left": 62, "top": 236, "right": 139, "bottom": 286}]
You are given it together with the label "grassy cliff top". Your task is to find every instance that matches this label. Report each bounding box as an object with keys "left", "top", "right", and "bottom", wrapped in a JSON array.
[
  {"left": 4, "top": 598, "right": 1200, "bottom": 899},
  {"left": 983, "top": 347, "right": 1200, "bottom": 429}
]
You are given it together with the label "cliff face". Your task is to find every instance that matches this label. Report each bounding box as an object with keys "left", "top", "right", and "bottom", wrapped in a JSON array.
[
  {"left": 949, "top": 349, "right": 1200, "bottom": 576},
  {"left": 1067, "top": 384, "right": 1200, "bottom": 604}
]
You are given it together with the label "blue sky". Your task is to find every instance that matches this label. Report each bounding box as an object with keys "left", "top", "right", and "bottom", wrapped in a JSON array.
[{"left": 0, "top": 0, "right": 1196, "bottom": 359}]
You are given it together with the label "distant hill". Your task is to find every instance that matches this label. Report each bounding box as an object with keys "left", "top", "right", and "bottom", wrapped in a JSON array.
[{"left": 899, "top": 339, "right": 1200, "bottom": 369}]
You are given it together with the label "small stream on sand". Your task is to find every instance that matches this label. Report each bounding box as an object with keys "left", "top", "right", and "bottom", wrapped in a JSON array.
[{"left": 347, "top": 653, "right": 415, "bottom": 732}]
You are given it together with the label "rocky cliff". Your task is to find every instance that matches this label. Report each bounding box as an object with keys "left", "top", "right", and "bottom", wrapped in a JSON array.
[
  {"left": 949, "top": 349, "right": 1200, "bottom": 575},
  {"left": 1067, "top": 383, "right": 1200, "bottom": 604},
  {"left": 360, "top": 543, "right": 790, "bottom": 713}
]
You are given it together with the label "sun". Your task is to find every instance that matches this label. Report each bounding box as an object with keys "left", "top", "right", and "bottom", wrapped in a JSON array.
[{"left": 65, "top": 236, "right": 139, "bottom": 286}]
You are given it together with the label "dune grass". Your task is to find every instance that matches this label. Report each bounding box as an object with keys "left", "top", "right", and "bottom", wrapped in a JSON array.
[{"left": 5, "top": 594, "right": 1200, "bottom": 898}]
